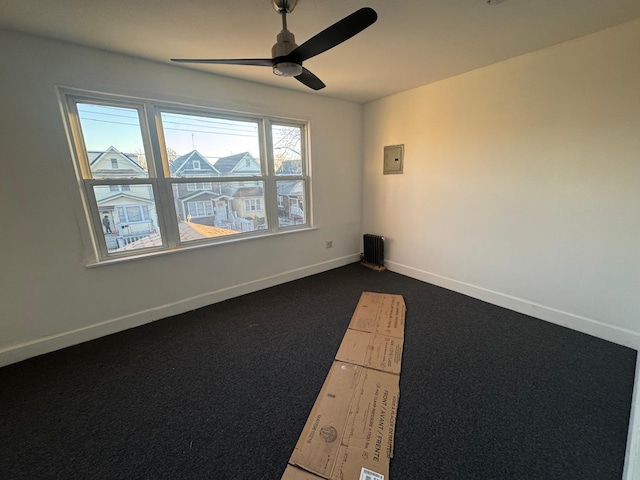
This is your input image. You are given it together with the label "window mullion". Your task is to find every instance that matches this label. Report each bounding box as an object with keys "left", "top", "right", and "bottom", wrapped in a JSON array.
[
  {"left": 263, "top": 119, "right": 279, "bottom": 232},
  {"left": 83, "top": 179, "right": 109, "bottom": 259},
  {"left": 144, "top": 104, "right": 180, "bottom": 249}
]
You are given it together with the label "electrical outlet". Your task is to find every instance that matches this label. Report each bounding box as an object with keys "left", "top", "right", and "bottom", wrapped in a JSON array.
[{"left": 326, "top": 240, "right": 333, "bottom": 248}]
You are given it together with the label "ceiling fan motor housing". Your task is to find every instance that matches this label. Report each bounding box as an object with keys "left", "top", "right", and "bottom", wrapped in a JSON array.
[
  {"left": 272, "top": 0, "right": 297, "bottom": 14},
  {"left": 272, "top": 29, "right": 302, "bottom": 77}
]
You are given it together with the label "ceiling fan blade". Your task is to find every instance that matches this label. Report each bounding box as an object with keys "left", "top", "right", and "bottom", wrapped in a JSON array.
[
  {"left": 294, "top": 67, "right": 326, "bottom": 90},
  {"left": 170, "top": 58, "right": 274, "bottom": 66},
  {"left": 286, "top": 7, "right": 377, "bottom": 63}
]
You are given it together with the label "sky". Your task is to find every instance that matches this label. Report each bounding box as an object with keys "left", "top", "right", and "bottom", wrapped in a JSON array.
[{"left": 77, "top": 103, "right": 261, "bottom": 161}]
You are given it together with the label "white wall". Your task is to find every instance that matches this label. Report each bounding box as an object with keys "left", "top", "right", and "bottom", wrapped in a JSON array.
[
  {"left": 363, "top": 18, "right": 640, "bottom": 349},
  {"left": 0, "top": 29, "right": 363, "bottom": 366},
  {"left": 2, "top": 17, "right": 639, "bottom": 366}
]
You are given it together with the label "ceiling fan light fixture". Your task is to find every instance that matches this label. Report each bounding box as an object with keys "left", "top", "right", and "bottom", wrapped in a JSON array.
[{"left": 273, "top": 62, "right": 303, "bottom": 77}]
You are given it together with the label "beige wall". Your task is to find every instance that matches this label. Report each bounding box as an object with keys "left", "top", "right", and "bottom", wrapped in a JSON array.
[
  {"left": 0, "top": 29, "right": 363, "bottom": 365},
  {"left": 363, "top": 18, "right": 640, "bottom": 348}
]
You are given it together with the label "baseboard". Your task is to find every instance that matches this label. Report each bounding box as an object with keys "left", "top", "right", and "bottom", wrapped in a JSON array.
[
  {"left": 0, "top": 254, "right": 360, "bottom": 368},
  {"left": 386, "top": 260, "right": 640, "bottom": 480},
  {"left": 386, "top": 260, "right": 640, "bottom": 350}
]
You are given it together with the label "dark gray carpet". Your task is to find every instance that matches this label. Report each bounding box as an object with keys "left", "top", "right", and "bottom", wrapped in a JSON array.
[{"left": 0, "top": 263, "right": 636, "bottom": 479}]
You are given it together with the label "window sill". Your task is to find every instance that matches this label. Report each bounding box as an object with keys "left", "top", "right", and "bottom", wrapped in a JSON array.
[{"left": 85, "top": 225, "right": 317, "bottom": 268}]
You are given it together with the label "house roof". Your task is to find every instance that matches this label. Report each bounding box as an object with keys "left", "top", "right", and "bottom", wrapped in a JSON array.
[
  {"left": 233, "top": 186, "right": 263, "bottom": 198},
  {"left": 178, "top": 191, "right": 232, "bottom": 202},
  {"left": 170, "top": 150, "right": 220, "bottom": 177},
  {"left": 96, "top": 192, "right": 155, "bottom": 205},
  {"left": 277, "top": 180, "right": 303, "bottom": 196},
  {"left": 114, "top": 221, "right": 237, "bottom": 251},
  {"left": 89, "top": 146, "right": 147, "bottom": 177},
  {"left": 213, "top": 152, "right": 260, "bottom": 176}
]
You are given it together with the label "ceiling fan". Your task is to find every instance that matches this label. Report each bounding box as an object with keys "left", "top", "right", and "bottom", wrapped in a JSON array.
[{"left": 171, "top": 0, "right": 377, "bottom": 91}]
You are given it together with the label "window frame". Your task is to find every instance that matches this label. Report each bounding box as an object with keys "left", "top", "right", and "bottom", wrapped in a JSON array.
[{"left": 60, "top": 88, "right": 312, "bottom": 264}]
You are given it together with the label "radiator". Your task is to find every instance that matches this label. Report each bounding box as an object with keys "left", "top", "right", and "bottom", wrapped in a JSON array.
[{"left": 363, "top": 234, "right": 384, "bottom": 266}]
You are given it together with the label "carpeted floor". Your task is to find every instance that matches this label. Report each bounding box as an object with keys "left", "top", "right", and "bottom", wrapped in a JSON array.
[{"left": 0, "top": 263, "right": 636, "bottom": 479}]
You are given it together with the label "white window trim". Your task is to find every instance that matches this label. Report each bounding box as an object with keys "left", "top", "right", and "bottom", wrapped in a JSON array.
[{"left": 59, "top": 88, "right": 312, "bottom": 264}]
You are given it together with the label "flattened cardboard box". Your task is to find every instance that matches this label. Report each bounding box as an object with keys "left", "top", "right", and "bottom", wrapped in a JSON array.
[
  {"left": 335, "top": 329, "right": 403, "bottom": 375},
  {"left": 284, "top": 292, "right": 406, "bottom": 480},
  {"left": 348, "top": 292, "right": 405, "bottom": 340},
  {"left": 336, "top": 292, "right": 405, "bottom": 375},
  {"left": 288, "top": 361, "right": 400, "bottom": 480}
]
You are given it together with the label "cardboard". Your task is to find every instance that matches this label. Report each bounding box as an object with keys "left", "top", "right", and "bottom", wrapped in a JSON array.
[
  {"left": 289, "top": 361, "right": 399, "bottom": 480},
  {"left": 283, "top": 292, "right": 406, "bottom": 480},
  {"left": 335, "top": 329, "right": 403, "bottom": 374},
  {"left": 348, "top": 292, "right": 405, "bottom": 339}
]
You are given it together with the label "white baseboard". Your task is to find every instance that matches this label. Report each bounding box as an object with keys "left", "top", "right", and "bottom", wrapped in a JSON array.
[
  {"left": 0, "top": 254, "right": 360, "bottom": 368},
  {"left": 386, "top": 260, "right": 640, "bottom": 480},
  {"left": 386, "top": 260, "right": 640, "bottom": 350}
]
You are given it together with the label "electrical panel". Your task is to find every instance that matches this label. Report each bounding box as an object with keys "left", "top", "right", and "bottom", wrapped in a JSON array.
[{"left": 383, "top": 144, "right": 404, "bottom": 175}]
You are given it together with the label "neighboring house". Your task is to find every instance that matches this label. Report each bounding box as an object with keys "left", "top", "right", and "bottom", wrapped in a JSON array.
[
  {"left": 213, "top": 152, "right": 261, "bottom": 177},
  {"left": 177, "top": 190, "right": 234, "bottom": 228},
  {"left": 214, "top": 152, "right": 264, "bottom": 230},
  {"left": 170, "top": 150, "right": 221, "bottom": 180},
  {"left": 277, "top": 180, "right": 305, "bottom": 225},
  {"left": 170, "top": 150, "right": 258, "bottom": 233},
  {"left": 232, "top": 186, "right": 266, "bottom": 229},
  {"left": 89, "top": 147, "right": 148, "bottom": 179},
  {"left": 170, "top": 150, "right": 226, "bottom": 224},
  {"left": 90, "top": 149, "right": 269, "bottom": 246},
  {"left": 89, "top": 146, "right": 158, "bottom": 250},
  {"left": 170, "top": 150, "right": 223, "bottom": 198}
]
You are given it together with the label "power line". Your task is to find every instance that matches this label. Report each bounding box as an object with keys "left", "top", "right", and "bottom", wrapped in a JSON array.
[
  {"left": 78, "top": 117, "right": 259, "bottom": 138},
  {"left": 78, "top": 107, "right": 258, "bottom": 134}
]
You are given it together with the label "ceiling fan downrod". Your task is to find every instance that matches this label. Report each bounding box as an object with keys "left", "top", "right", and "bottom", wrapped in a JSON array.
[{"left": 272, "top": 1, "right": 302, "bottom": 77}]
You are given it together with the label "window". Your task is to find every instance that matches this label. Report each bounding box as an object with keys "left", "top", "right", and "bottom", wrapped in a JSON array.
[
  {"left": 117, "top": 205, "right": 150, "bottom": 223},
  {"left": 187, "top": 201, "right": 213, "bottom": 218},
  {"left": 273, "top": 125, "right": 307, "bottom": 227},
  {"left": 244, "top": 199, "right": 262, "bottom": 212},
  {"left": 187, "top": 182, "right": 212, "bottom": 191},
  {"left": 62, "top": 90, "right": 310, "bottom": 261}
]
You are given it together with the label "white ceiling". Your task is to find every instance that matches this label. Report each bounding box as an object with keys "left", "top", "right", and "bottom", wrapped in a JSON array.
[{"left": 2, "top": 0, "right": 640, "bottom": 103}]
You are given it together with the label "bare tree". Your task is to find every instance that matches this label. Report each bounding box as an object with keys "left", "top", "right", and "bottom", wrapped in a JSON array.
[
  {"left": 166, "top": 147, "right": 179, "bottom": 167},
  {"left": 272, "top": 126, "right": 302, "bottom": 173}
]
